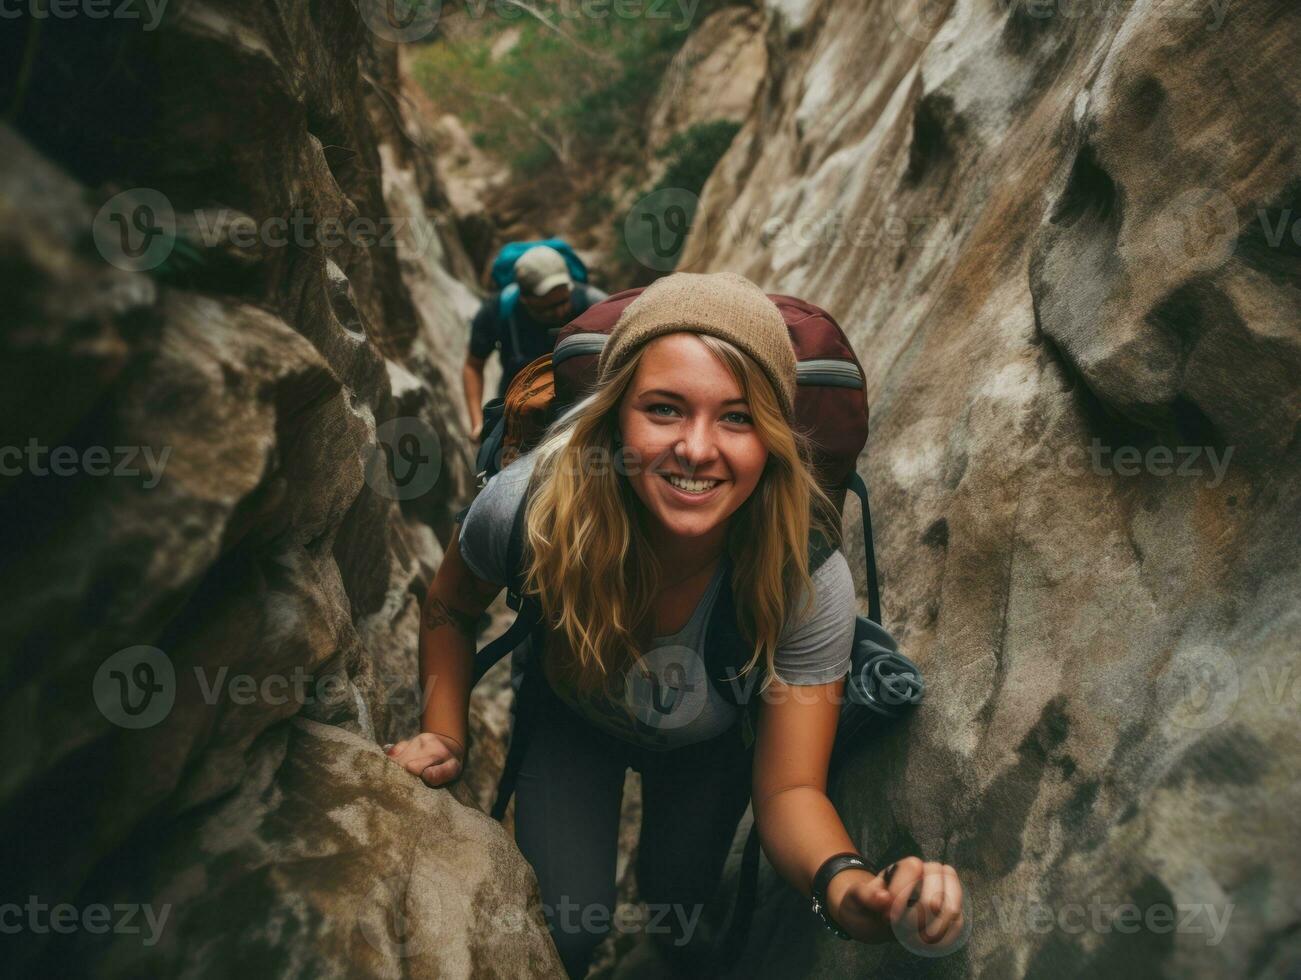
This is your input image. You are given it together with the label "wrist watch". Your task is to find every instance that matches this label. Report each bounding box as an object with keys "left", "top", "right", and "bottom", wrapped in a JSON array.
[{"left": 810, "top": 852, "right": 871, "bottom": 939}]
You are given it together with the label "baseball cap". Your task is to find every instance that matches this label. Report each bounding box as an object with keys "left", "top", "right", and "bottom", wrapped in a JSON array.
[{"left": 514, "top": 245, "right": 573, "bottom": 297}]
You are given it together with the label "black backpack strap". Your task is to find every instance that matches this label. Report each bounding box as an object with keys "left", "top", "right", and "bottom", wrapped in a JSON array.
[
  {"left": 472, "top": 480, "right": 548, "bottom": 822},
  {"left": 846, "top": 470, "right": 882, "bottom": 625},
  {"left": 709, "top": 819, "right": 763, "bottom": 969},
  {"left": 704, "top": 521, "right": 838, "bottom": 708},
  {"left": 489, "top": 621, "right": 545, "bottom": 821},
  {"left": 708, "top": 474, "right": 884, "bottom": 966}
]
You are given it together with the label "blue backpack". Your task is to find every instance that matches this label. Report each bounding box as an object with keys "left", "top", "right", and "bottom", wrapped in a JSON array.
[{"left": 490, "top": 239, "right": 589, "bottom": 323}]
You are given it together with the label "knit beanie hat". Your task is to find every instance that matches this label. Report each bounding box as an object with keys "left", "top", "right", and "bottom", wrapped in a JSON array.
[{"left": 595, "top": 271, "right": 797, "bottom": 419}]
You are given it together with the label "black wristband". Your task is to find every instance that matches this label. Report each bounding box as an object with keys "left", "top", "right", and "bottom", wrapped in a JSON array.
[
  {"left": 810, "top": 852, "right": 871, "bottom": 939},
  {"left": 813, "top": 852, "right": 871, "bottom": 900}
]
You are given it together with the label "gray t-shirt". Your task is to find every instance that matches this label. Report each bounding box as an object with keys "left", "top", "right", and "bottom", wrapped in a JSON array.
[{"left": 457, "top": 450, "right": 856, "bottom": 750}]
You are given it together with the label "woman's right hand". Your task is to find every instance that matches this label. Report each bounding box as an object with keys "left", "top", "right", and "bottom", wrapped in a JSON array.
[{"left": 385, "top": 732, "right": 465, "bottom": 788}]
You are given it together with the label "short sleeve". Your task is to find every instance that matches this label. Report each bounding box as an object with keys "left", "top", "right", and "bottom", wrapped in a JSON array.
[
  {"left": 771, "top": 550, "right": 856, "bottom": 685},
  {"left": 455, "top": 451, "right": 538, "bottom": 586},
  {"left": 468, "top": 294, "right": 501, "bottom": 359}
]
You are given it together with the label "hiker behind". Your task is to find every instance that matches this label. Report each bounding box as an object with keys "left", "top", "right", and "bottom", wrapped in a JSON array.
[
  {"left": 398, "top": 272, "right": 965, "bottom": 977},
  {"left": 462, "top": 243, "right": 608, "bottom": 443}
]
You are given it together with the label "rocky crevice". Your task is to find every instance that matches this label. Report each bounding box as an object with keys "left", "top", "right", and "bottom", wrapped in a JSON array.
[{"left": 0, "top": 2, "right": 556, "bottom": 975}]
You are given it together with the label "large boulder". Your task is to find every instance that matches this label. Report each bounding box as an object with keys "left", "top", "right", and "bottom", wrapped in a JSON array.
[
  {"left": 0, "top": 2, "right": 558, "bottom": 975},
  {"left": 669, "top": 0, "right": 1301, "bottom": 977}
]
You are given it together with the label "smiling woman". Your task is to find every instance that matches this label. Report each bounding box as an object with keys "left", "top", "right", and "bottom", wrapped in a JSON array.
[{"left": 394, "top": 271, "right": 966, "bottom": 977}]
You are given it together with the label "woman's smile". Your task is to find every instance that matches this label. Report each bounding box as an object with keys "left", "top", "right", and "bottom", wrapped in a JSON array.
[{"left": 658, "top": 471, "right": 728, "bottom": 503}]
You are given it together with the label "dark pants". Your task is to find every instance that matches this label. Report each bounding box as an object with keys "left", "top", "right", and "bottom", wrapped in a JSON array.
[{"left": 513, "top": 670, "right": 754, "bottom": 979}]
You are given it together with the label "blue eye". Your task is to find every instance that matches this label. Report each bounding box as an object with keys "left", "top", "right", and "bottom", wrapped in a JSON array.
[
  {"left": 725, "top": 412, "right": 753, "bottom": 425},
  {"left": 648, "top": 404, "right": 678, "bottom": 417}
]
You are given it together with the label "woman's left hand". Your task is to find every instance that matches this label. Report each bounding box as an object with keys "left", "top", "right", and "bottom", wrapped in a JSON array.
[{"left": 826, "top": 857, "right": 965, "bottom": 950}]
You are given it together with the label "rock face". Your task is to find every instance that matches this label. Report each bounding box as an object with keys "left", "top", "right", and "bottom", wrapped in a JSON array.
[
  {"left": 673, "top": 0, "right": 1300, "bottom": 977},
  {"left": 0, "top": 3, "right": 557, "bottom": 976},
  {"left": 643, "top": 6, "right": 769, "bottom": 158}
]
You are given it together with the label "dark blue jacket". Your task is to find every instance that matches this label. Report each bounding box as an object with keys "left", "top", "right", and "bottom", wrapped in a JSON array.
[{"left": 469, "top": 284, "right": 609, "bottom": 399}]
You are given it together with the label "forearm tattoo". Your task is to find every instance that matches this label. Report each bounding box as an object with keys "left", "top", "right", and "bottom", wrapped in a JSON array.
[{"left": 422, "top": 594, "right": 477, "bottom": 639}]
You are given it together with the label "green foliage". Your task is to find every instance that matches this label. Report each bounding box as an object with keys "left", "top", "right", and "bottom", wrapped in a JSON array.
[
  {"left": 652, "top": 119, "right": 743, "bottom": 196},
  {"left": 608, "top": 118, "right": 743, "bottom": 284},
  {"left": 411, "top": 1, "right": 740, "bottom": 176}
]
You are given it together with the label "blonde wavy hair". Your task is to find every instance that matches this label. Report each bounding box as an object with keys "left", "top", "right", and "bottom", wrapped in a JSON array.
[{"left": 519, "top": 333, "right": 842, "bottom": 707}]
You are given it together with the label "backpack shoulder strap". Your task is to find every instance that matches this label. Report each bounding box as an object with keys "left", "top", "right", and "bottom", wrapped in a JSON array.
[
  {"left": 703, "top": 522, "right": 838, "bottom": 710},
  {"left": 470, "top": 480, "right": 540, "bottom": 687},
  {"left": 846, "top": 470, "right": 882, "bottom": 624},
  {"left": 499, "top": 283, "right": 521, "bottom": 323}
]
